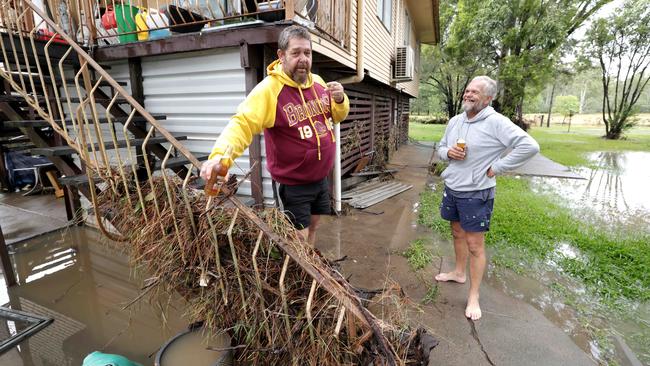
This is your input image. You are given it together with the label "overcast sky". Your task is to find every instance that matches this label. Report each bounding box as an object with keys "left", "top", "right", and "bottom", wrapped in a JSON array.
[{"left": 571, "top": 0, "right": 625, "bottom": 41}]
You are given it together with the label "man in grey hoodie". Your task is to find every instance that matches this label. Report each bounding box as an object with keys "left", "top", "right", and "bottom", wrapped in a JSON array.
[{"left": 435, "top": 76, "right": 539, "bottom": 320}]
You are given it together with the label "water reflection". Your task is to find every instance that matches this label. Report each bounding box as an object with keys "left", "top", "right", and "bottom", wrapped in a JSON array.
[
  {"left": 530, "top": 151, "right": 650, "bottom": 231},
  {"left": 0, "top": 227, "right": 186, "bottom": 366}
]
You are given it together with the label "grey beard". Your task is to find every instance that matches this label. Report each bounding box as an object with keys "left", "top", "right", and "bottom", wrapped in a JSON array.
[{"left": 462, "top": 101, "right": 486, "bottom": 114}]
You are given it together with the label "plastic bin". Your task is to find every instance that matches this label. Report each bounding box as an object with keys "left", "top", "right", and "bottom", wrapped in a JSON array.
[
  {"left": 115, "top": 4, "right": 139, "bottom": 43},
  {"left": 146, "top": 9, "right": 172, "bottom": 40},
  {"left": 167, "top": 5, "right": 206, "bottom": 33},
  {"left": 155, "top": 326, "right": 232, "bottom": 366}
]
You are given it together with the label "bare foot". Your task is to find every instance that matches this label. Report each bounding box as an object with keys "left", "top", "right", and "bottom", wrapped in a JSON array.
[
  {"left": 465, "top": 295, "right": 482, "bottom": 320},
  {"left": 435, "top": 271, "right": 466, "bottom": 284}
]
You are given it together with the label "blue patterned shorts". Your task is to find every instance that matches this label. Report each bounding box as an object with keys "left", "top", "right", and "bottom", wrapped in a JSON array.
[{"left": 440, "top": 187, "right": 494, "bottom": 232}]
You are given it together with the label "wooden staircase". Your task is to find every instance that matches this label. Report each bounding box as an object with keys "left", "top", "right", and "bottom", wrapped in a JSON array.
[{"left": 0, "top": 31, "right": 203, "bottom": 223}]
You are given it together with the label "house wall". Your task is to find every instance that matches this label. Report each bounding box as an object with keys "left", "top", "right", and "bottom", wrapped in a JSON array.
[{"left": 313, "top": 0, "right": 421, "bottom": 97}]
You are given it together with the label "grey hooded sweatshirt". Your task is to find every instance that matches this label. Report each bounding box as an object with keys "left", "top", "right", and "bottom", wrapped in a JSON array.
[{"left": 437, "top": 106, "right": 540, "bottom": 192}]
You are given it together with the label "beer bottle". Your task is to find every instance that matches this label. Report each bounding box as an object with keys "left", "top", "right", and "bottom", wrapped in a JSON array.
[{"left": 205, "top": 146, "right": 233, "bottom": 196}]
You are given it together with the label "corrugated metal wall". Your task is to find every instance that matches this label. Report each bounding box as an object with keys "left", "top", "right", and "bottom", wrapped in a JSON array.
[
  {"left": 139, "top": 48, "right": 269, "bottom": 200},
  {"left": 104, "top": 48, "right": 274, "bottom": 203}
]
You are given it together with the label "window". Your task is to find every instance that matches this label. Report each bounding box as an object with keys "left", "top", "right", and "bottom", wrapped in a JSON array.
[
  {"left": 403, "top": 10, "right": 411, "bottom": 45},
  {"left": 376, "top": 0, "right": 392, "bottom": 32}
]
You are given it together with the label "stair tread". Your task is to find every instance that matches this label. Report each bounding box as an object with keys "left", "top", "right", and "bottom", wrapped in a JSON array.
[
  {"left": 31, "top": 135, "right": 188, "bottom": 156},
  {"left": 0, "top": 137, "right": 30, "bottom": 145},
  {"left": 58, "top": 154, "right": 210, "bottom": 186}
]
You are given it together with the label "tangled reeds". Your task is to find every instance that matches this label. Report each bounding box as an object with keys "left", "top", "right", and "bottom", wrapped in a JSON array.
[{"left": 97, "top": 175, "right": 435, "bottom": 365}]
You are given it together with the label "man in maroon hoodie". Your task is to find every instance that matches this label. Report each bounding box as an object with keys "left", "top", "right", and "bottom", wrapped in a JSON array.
[{"left": 200, "top": 25, "right": 350, "bottom": 246}]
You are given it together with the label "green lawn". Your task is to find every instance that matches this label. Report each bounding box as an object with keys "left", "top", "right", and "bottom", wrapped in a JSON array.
[
  {"left": 529, "top": 125, "right": 650, "bottom": 167},
  {"left": 408, "top": 122, "right": 446, "bottom": 142},
  {"left": 419, "top": 178, "right": 650, "bottom": 305}
]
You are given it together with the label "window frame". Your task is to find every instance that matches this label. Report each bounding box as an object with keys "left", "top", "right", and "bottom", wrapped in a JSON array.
[{"left": 376, "top": 0, "right": 392, "bottom": 33}]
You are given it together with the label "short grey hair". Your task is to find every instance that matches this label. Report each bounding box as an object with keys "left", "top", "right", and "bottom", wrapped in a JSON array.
[
  {"left": 472, "top": 76, "right": 498, "bottom": 98},
  {"left": 278, "top": 25, "right": 312, "bottom": 51}
]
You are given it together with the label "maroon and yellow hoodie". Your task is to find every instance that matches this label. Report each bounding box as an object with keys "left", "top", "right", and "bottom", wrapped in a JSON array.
[{"left": 209, "top": 59, "right": 350, "bottom": 185}]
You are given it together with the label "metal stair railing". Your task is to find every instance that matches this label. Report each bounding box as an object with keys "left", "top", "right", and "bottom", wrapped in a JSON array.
[{"left": 0, "top": 1, "right": 401, "bottom": 363}]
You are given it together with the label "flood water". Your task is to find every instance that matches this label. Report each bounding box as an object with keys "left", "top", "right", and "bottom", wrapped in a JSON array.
[
  {"left": 0, "top": 227, "right": 188, "bottom": 366},
  {"left": 517, "top": 150, "right": 650, "bottom": 364},
  {"left": 530, "top": 151, "right": 650, "bottom": 232}
]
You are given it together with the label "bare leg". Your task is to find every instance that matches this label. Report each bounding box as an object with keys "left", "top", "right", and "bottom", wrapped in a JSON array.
[
  {"left": 307, "top": 214, "right": 320, "bottom": 247},
  {"left": 435, "top": 221, "right": 468, "bottom": 283},
  {"left": 465, "top": 231, "right": 486, "bottom": 320}
]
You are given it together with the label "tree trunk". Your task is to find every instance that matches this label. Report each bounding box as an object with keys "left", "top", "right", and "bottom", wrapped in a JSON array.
[
  {"left": 546, "top": 82, "right": 556, "bottom": 128},
  {"left": 499, "top": 81, "right": 527, "bottom": 130},
  {"left": 446, "top": 96, "right": 455, "bottom": 119},
  {"left": 579, "top": 86, "right": 587, "bottom": 114}
]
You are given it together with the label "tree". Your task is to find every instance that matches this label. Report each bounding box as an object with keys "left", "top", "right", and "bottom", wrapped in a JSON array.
[
  {"left": 419, "top": 1, "right": 491, "bottom": 119},
  {"left": 420, "top": 45, "right": 474, "bottom": 118},
  {"left": 449, "top": 0, "right": 611, "bottom": 128},
  {"left": 554, "top": 95, "right": 580, "bottom": 117},
  {"left": 582, "top": 0, "right": 650, "bottom": 139}
]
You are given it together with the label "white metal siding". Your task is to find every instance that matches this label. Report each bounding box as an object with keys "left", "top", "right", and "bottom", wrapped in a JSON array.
[{"left": 140, "top": 48, "right": 273, "bottom": 200}]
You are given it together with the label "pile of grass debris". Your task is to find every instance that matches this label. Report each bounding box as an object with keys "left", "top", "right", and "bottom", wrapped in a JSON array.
[{"left": 97, "top": 175, "right": 436, "bottom": 365}]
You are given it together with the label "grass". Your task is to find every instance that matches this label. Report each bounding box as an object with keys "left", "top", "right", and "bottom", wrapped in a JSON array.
[
  {"left": 528, "top": 125, "right": 650, "bottom": 167},
  {"left": 418, "top": 178, "right": 650, "bottom": 306},
  {"left": 408, "top": 122, "right": 446, "bottom": 142},
  {"left": 422, "top": 283, "right": 439, "bottom": 305},
  {"left": 401, "top": 239, "right": 434, "bottom": 271}
]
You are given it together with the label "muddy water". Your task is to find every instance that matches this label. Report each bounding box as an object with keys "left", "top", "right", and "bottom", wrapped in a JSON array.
[
  {"left": 509, "top": 151, "right": 650, "bottom": 365},
  {"left": 0, "top": 227, "right": 188, "bottom": 366},
  {"left": 530, "top": 151, "right": 650, "bottom": 232},
  {"left": 157, "top": 329, "right": 230, "bottom": 366}
]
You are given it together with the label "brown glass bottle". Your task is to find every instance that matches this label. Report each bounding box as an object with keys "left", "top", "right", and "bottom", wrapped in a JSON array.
[{"left": 205, "top": 146, "right": 232, "bottom": 196}]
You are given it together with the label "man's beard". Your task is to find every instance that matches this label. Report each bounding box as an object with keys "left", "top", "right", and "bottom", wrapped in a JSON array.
[
  {"left": 462, "top": 100, "right": 484, "bottom": 114},
  {"left": 290, "top": 66, "right": 309, "bottom": 84},
  {"left": 292, "top": 73, "right": 307, "bottom": 84}
]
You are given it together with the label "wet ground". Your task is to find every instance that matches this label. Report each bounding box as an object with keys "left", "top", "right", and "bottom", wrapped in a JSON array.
[
  {"left": 530, "top": 151, "right": 650, "bottom": 233},
  {"left": 317, "top": 144, "right": 598, "bottom": 366},
  {"left": 0, "top": 193, "right": 69, "bottom": 245},
  {"left": 1, "top": 146, "right": 647, "bottom": 365},
  {"left": 0, "top": 225, "right": 188, "bottom": 366}
]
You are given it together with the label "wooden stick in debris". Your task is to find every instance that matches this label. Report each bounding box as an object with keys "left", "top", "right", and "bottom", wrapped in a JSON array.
[{"left": 227, "top": 196, "right": 398, "bottom": 365}]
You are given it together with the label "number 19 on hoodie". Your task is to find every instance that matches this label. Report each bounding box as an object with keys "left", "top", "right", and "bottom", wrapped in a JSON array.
[{"left": 298, "top": 126, "right": 313, "bottom": 139}]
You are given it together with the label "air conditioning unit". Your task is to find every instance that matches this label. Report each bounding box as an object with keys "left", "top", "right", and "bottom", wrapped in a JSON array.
[{"left": 394, "top": 46, "right": 414, "bottom": 81}]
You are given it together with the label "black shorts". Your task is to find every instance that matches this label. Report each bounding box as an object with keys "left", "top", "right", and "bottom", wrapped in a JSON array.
[{"left": 274, "top": 178, "right": 331, "bottom": 230}]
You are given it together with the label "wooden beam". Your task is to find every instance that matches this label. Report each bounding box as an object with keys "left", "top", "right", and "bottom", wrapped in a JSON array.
[
  {"left": 0, "top": 147, "right": 10, "bottom": 191},
  {"left": 128, "top": 57, "right": 151, "bottom": 182},
  {"left": 0, "top": 224, "right": 17, "bottom": 287},
  {"left": 93, "top": 24, "right": 287, "bottom": 62},
  {"left": 242, "top": 43, "right": 265, "bottom": 206}
]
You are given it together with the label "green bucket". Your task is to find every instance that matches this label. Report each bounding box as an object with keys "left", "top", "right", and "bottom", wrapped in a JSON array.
[{"left": 115, "top": 4, "right": 139, "bottom": 43}]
